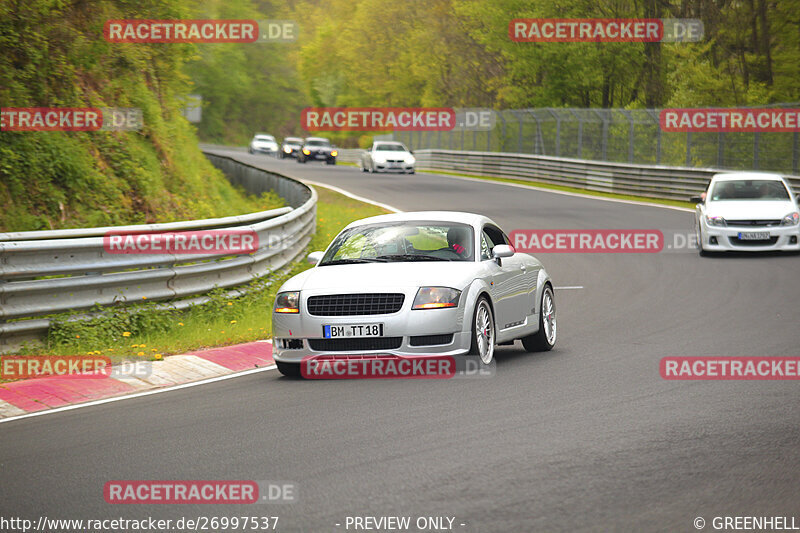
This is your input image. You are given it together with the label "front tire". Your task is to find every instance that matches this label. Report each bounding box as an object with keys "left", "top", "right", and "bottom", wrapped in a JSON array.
[
  {"left": 276, "top": 361, "right": 301, "bottom": 378},
  {"left": 521, "top": 284, "right": 556, "bottom": 352},
  {"left": 469, "top": 297, "right": 495, "bottom": 364}
]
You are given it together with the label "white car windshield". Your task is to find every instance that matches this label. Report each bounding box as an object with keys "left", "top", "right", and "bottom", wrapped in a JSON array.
[
  {"left": 710, "top": 179, "right": 790, "bottom": 201},
  {"left": 320, "top": 222, "right": 475, "bottom": 264},
  {"left": 254, "top": 135, "right": 275, "bottom": 141},
  {"left": 375, "top": 143, "right": 407, "bottom": 152},
  {"left": 305, "top": 139, "right": 330, "bottom": 146}
]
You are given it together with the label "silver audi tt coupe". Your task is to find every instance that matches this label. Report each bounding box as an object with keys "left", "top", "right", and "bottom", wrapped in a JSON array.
[{"left": 271, "top": 211, "right": 556, "bottom": 377}]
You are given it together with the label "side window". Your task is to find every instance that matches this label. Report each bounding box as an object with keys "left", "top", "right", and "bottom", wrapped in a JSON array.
[{"left": 480, "top": 232, "right": 493, "bottom": 260}]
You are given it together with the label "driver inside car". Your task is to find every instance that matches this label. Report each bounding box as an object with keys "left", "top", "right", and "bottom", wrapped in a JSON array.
[{"left": 447, "top": 226, "right": 472, "bottom": 257}]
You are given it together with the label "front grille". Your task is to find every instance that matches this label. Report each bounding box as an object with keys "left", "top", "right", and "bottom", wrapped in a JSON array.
[
  {"left": 409, "top": 334, "right": 454, "bottom": 346},
  {"left": 308, "top": 337, "right": 403, "bottom": 352},
  {"left": 307, "top": 293, "right": 405, "bottom": 316},
  {"left": 726, "top": 219, "right": 782, "bottom": 227},
  {"left": 729, "top": 236, "right": 779, "bottom": 246},
  {"left": 386, "top": 159, "right": 404, "bottom": 163}
]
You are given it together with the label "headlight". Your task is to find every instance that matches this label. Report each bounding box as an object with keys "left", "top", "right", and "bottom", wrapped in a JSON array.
[
  {"left": 274, "top": 291, "right": 300, "bottom": 313},
  {"left": 283, "top": 146, "right": 292, "bottom": 153},
  {"left": 706, "top": 215, "right": 727, "bottom": 227},
  {"left": 781, "top": 212, "right": 799, "bottom": 226},
  {"left": 407, "top": 155, "right": 416, "bottom": 164},
  {"left": 302, "top": 148, "right": 311, "bottom": 155},
  {"left": 412, "top": 287, "right": 461, "bottom": 310},
  {"left": 331, "top": 150, "right": 338, "bottom": 157}
]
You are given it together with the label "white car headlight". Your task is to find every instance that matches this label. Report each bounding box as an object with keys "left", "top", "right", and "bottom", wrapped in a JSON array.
[
  {"left": 781, "top": 212, "right": 799, "bottom": 226},
  {"left": 407, "top": 155, "right": 416, "bottom": 164},
  {"left": 412, "top": 287, "right": 461, "bottom": 310},
  {"left": 706, "top": 215, "right": 727, "bottom": 227},
  {"left": 274, "top": 291, "right": 300, "bottom": 313}
]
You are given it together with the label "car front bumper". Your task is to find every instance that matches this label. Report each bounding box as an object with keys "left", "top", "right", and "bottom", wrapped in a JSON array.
[
  {"left": 702, "top": 223, "right": 800, "bottom": 252},
  {"left": 272, "top": 291, "right": 470, "bottom": 363},
  {"left": 375, "top": 162, "right": 414, "bottom": 172},
  {"left": 251, "top": 147, "right": 277, "bottom": 155}
]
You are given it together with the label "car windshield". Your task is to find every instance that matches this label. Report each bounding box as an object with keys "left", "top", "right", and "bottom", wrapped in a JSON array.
[
  {"left": 305, "top": 139, "right": 330, "bottom": 146},
  {"left": 254, "top": 135, "right": 274, "bottom": 141},
  {"left": 375, "top": 143, "right": 407, "bottom": 152},
  {"left": 284, "top": 138, "right": 303, "bottom": 144},
  {"left": 710, "top": 179, "right": 790, "bottom": 201},
  {"left": 320, "top": 222, "right": 475, "bottom": 264}
]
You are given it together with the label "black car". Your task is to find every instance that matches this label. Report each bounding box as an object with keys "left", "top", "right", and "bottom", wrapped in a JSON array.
[
  {"left": 298, "top": 137, "right": 337, "bottom": 164},
  {"left": 280, "top": 137, "right": 304, "bottom": 159}
]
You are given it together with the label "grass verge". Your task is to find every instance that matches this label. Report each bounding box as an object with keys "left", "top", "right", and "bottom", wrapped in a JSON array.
[{"left": 10, "top": 186, "right": 390, "bottom": 364}]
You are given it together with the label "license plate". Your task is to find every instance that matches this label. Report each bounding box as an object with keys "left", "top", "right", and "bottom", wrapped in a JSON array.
[
  {"left": 323, "top": 324, "right": 384, "bottom": 338},
  {"left": 738, "top": 231, "right": 770, "bottom": 240}
]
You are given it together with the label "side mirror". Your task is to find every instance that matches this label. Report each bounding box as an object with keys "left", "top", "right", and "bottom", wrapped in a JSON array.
[
  {"left": 492, "top": 244, "right": 514, "bottom": 259},
  {"left": 690, "top": 196, "right": 703, "bottom": 204},
  {"left": 307, "top": 251, "right": 324, "bottom": 265},
  {"left": 409, "top": 150, "right": 414, "bottom": 154},
  {"left": 796, "top": 193, "right": 800, "bottom": 203}
]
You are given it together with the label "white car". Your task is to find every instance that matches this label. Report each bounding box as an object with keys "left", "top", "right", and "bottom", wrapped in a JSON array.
[
  {"left": 248, "top": 134, "right": 279, "bottom": 156},
  {"left": 361, "top": 141, "right": 415, "bottom": 174},
  {"left": 271, "top": 211, "right": 556, "bottom": 377},
  {"left": 693, "top": 172, "right": 800, "bottom": 254}
]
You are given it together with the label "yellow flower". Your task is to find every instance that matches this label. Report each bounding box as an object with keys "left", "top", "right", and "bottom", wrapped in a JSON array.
[
  {"left": 227, "top": 302, "right": 233, "bottom": 306},
  {"left": 154, "top": 354, "right": 163, "bottom": 360},
  {"left": 106, "top": 348, "right": 114, "bottom": 352},
  {"left": 220, "top": 330, "right": 225, "bottom": 333},
  {"left": 86, "top": 351, "right": 93, "bottom": 355},
  {"left": 131, "top": 344, "right": 139, "bottom": 348},
  {"left": 151, "top": 348, "right": 157, "bottom": 352},
  {"left": 230, "top": 320, "right": 237, "bottom": 324},
  {"left": 178, "top": 322, "right": 184, "bottom": 326},
  {"left": 75, "top": 335, "right": 81, "bottom": 339},
  {"left": 137, "top": 351, "right": 145, "bottom": 356},
  {"left": 142, "top": 296, "right": 147, "bottom": 300},
  {"left": 140, "top": 344, "right": 146, "bottom": 348},
  {"left": 122, "top": 332, "right": 131, "bottom": 337}
]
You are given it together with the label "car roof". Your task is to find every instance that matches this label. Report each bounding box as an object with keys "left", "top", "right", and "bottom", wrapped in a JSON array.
[
  {"left": 374, "top": 141, "right": 405, "bottom": 146},
  {"left": 711, "top": 172, "right": 785, "bottom": 182},
  {"left": 344, "top": 211, "right": 498, "bottom": 231}
]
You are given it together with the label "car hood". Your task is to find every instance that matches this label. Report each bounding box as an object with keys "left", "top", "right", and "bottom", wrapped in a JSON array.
[
  {"left": 305, "top": 145, "right": 332, "bottom": 151},
  {"left": 705, "top": 200, "right": 797, "bottom": 219},
  {"left": 373, "top": 150, "right": 412, "bottom": 160},
  {"left": 280, "top": 262, "right": 478, "bottom": 293},
  {"left": 253, "top": 141, "right": 277, "bottom": 147}
]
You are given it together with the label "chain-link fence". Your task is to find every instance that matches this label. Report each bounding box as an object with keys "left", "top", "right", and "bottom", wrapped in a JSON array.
[{"left": 381, "top": 104, "right": 800, "bottom": 174}]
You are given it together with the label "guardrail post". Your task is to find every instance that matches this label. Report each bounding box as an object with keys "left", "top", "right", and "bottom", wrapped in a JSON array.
[
  {"left": 717, "top": 132, "right": 724, "bottom": 168},
  {"left": 513, "top": 111, "right": 523, "bottom": 153}
]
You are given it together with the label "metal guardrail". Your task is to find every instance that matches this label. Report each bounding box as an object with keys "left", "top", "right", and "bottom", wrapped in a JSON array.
[
  {"left": 0, "top": 152, "right": 317, "bottom": 351},
  {"left": 410, "top": 149, "right": 800, "bottom": 201}
]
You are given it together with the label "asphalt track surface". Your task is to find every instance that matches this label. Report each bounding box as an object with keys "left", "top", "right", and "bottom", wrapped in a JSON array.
[{"left": 1, "top": 150, "right": 799, "bottom": 532}]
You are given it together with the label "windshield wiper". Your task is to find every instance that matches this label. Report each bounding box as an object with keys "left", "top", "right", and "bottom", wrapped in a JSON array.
[
  {"left": 375, "top": 254, "right": 453, "bottom": 262},
  {"left": 320, "top": 258, "right": 388, "bottom": 265}
]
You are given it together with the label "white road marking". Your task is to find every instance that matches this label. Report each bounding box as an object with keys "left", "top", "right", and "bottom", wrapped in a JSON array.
[
  {"left": 0, "top": 364, "right": 279, "bottom": 425},
  {"left": 300, "top": 179, "right": 402, "bottom": 213},
  {"left": 427, "top": 172, "right": 695, "bottom": 212}
]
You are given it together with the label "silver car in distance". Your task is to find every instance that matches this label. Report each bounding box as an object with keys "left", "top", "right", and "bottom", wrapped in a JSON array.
[
  {"left": 271, "top": 211, "right": 556, "bottom": 377},
  {"left": 692, "top": 172, "right": 800, "bottom": 254}
]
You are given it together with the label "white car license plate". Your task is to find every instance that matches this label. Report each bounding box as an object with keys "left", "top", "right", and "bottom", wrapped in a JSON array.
[
  {"left": 738, "top": 231, "right": 770, "bottom": 240},
  {"left": 323, "top": 324, "right": 384, "bottom": 338}
]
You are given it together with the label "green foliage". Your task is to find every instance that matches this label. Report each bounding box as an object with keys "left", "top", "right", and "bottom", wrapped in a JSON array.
[{"left": 0, "top": 0, "right": 282, "bottom": 232}]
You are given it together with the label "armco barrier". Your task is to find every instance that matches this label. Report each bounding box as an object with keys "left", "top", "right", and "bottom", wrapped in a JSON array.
[
  {"left": 410, "top": 149, "right": 800, "bottom": 201},
  {"left": 0, "top": 153, "right": 316, "bottom": 351}
]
